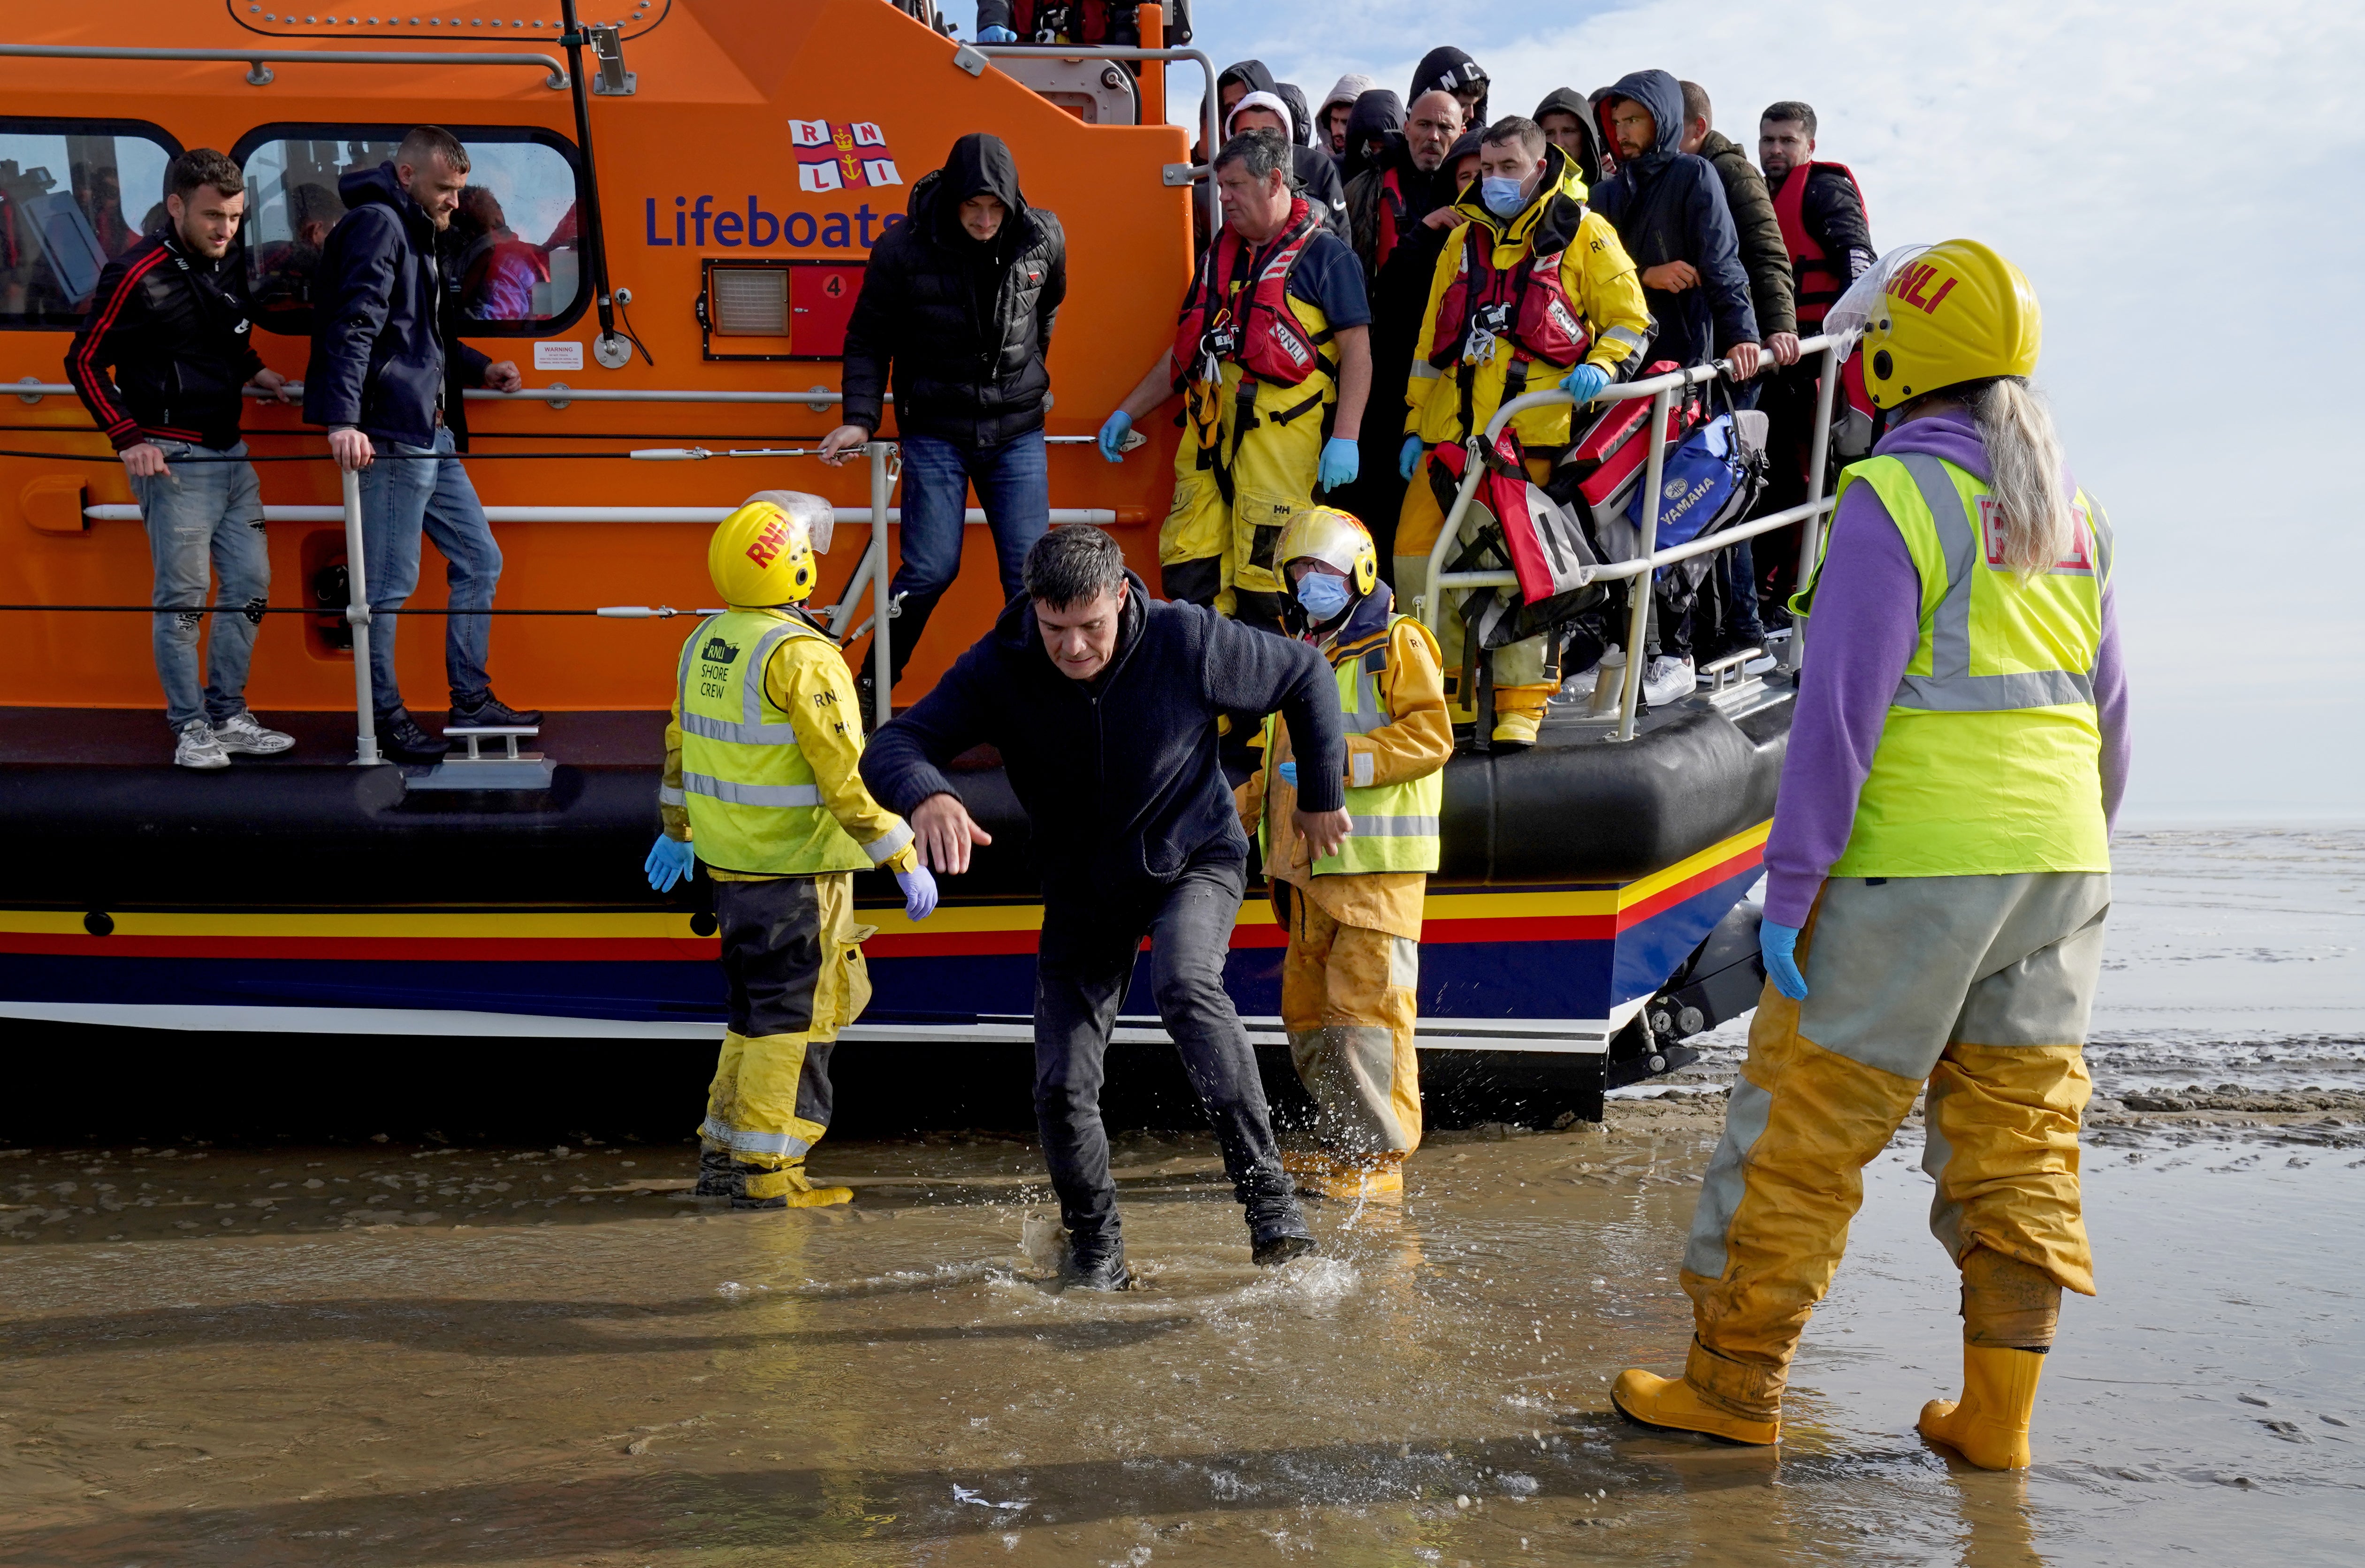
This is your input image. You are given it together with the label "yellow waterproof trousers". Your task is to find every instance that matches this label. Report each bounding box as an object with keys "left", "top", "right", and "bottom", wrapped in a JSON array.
[
  {"left": 1161, "top": 386, "right": 1328, "bottom": 627},
  {"left": 1678, "top": 871, "right": 2108, "bottom": 1423},
  {"left": 1281, "top": 889, "right": 1424, "bottom": 1156},
  {"left": 1394, "top": 449, "right": 1559, "bottom": 726},
  {"left": 699, "top": 872, "right": 876, "bottom": 1198}
]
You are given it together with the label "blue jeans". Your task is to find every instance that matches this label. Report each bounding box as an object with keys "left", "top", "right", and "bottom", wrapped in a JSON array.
[
  {"left": 129, "top": 440, "right": 269, "bottom": 734},
  {"left": 888, "top": 429, "right": 1048, "bottom": 686},
  {"left": 355, "top": 425, "right": 502, "bottom": 716}
]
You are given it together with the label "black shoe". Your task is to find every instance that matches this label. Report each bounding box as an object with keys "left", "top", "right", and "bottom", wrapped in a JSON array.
[
  {"left": 1060, "top": 1231, "right": 1133, "bottom": 1291},
  {"left": 449, "top": 691, "right": 543, "bottom": 729},
  {"left": 376, "top": 706, "right": 450, "bottom": 763},
  {"left": 693, "top": 1147, "right": 740, "bottom": 1199},
  {"left": 1251, "top": 1232, "right": 1319, "bottom": 1267}
]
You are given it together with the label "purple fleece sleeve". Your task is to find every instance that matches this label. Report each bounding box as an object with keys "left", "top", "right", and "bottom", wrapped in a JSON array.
[
  {"left": 2092, "top": 578, "right": 2130, "bottom": 833},
  {"left": 1761, "top": 484, "right": 1922, "bottom": 926}
]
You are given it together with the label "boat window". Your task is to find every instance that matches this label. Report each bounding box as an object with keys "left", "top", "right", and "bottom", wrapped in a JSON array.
[
  {"left": 0, "top": 120, "right": 179, "bottom": 328},
  {"left": 234, "top": 126, "right": 587, "bottom": 335}
]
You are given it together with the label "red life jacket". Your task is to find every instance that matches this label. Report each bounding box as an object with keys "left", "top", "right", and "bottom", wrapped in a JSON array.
[
  {"left": 1172, "top": 198, "right": 1331, "bottom": 391},
  {"left": 1426, "top": 219, "right": 1591, "bottom": 373},
  {"left": 1373, "top": 164, "right": 1412, "bottom": 275},
  {"left": 1770, "top": 160, "right": 1864, "bottom": 329}
]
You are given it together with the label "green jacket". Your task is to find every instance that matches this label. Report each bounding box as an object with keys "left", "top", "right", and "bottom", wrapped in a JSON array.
[{"left": 1698, "top": 129, "right": 1796, "bottom": 341}]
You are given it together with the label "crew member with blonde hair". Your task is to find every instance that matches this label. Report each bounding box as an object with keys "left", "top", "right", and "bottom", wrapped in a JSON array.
[
  {"left": 643, "top": 492, "right": 938, "bottom": 1210},
  {"left": 1236, "top": 507, "right": 1451, "bottom": 1199},
  {"left": 1614, "top": 241, "right": 2130, "bottom": 1469},
  {"left": 1398, "top": 116, "right": 1652, "bottom": 747}
]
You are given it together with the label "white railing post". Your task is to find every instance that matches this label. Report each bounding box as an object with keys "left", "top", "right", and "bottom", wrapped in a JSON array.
[
  {"left": 1785, "top": 337, "right": 1847, "bottom": 673},
  {"left": 341, "top": 467, "right": 381, "bottom": 765},
  {"left": 868, "top": 441, "right": 893, "bottom": 730},
  {"left": 1614, "top": 386, "right": 1674, "bottom": 743}
]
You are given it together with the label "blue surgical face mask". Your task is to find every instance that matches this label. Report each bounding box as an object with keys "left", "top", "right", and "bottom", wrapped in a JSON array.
[
  {"left": 1481, "top": 175, "right": 1527, "bottom": 217},
  {"left": 1295, "top": 572, "right": 1353, "bottom": 621}
]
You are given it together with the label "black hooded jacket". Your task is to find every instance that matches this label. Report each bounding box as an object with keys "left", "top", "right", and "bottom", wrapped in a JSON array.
[
  {"left": 859, "top": 571, "right": 1345, "bottom": 891},
  {"left": 1213, "top": 60, "right": 1350, "bottom": 239},
  {"left": 841, "top": 133, "right": 1066, "bottom": 448},
  {"left": 1339, "top": 89, "right": 1404, "bottom": 185},
  {"left": 1410, "top": 47, "right": 1488, "bottom": 127},
  {"left": 1588, "top": 69, "right": 1758, "bottom": 368},
  {"left": 1533, "top": 87, "right": 1608, "bottom": 187}
]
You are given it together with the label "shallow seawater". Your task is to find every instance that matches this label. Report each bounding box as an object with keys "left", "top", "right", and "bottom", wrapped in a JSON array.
[{"left": 1, "top": 828, "right": 2360, "bottom": 1567}]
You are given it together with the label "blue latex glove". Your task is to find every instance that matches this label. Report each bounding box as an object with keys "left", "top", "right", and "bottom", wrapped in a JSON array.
[
  {"left": 1097, "top": 410, "right": 1132, "bottom": 463},
  {"left": 1398, "top": 434, "right": 1424, "bottom": 481},
  {"left": 977, "top": 24, "right": 1019, "bottom": 42},
  {"left": 645, "top": 834, "right": 695, "bottom": 893},
  {"left": 1760, "top": 919, "right": 1808, "bottom": 1000},
  {"left": 1317, "top": 436, "right": 1359, "bottom": 492},
  {"left": 1560, "top": 362, "right": 1610, "bottom": 404},
  {"left": 895, "top": 864, "right": 939, "bottom": 922},
  {"left": 1276, "top": 760, "right": 1298, "bottom": 787}
]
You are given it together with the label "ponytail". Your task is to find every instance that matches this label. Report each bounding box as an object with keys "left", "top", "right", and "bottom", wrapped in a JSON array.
[{"left": 1968, "top": 377, "right": 2075, "bottom": 581}]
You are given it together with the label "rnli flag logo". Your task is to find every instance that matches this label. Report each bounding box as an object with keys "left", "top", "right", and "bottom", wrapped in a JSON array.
[
  {"left": 700, "top": 636, "right": 741, "bottom": 664},
  {"left": 790, "top": 118, "right": 902, "bottom": 193}
]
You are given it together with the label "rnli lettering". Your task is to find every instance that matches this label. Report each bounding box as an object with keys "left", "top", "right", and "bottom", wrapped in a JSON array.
[
  {"left": 1885, "top": 262, "right": 1959, "bottom": 316},
  {"left": 1980, "top": 497, "right": 2093, "bottom": 571},
  {"left": 644, "top": 195, "right": 903, "bottom": 251},
  {"left": 744, "top": 518, "right": 790, "bottom": 568}
]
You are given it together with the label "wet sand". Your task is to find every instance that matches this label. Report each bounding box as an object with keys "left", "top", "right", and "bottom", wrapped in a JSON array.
[{"left": 2, "top": 827, "right": 2359, "bottom": 1565}]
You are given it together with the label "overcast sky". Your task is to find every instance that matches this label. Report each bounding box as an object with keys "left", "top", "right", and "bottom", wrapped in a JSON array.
[{"left": 1178, "top": 0, "right": 2365, "bottom": 821}]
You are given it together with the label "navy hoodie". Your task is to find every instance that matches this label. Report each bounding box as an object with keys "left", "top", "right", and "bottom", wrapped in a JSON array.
[
  {"left": 861, "top": 572, "right": 1346, "bottom": 891},
  {"left": 302, "top": 162, "right": 488, "bottom": 448},
  {"left": 1588, "top": 70, "right": 1759, "bottom": 367}
]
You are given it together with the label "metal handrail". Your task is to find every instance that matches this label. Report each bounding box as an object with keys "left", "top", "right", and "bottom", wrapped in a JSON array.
[
  {"left": 961, "top": 42, "right": 1220, "bottom": 233},
  {"left": 1418, "top": 332, "right": 1853, "bottom": 741},
  {"left": 11, "top": 381, "right": 874, "bottom": 407},
  {"left": 0, "top": 42, "right": 569, "bottom": 89}
]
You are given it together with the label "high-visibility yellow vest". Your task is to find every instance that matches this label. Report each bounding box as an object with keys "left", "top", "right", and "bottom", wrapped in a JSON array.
[
  {"left": 668, "top": 608, "right": 873, "bottom": 877},
  {"left": 1261, "top": 616, "right": 1444, "bottom": 876},
  {"left": 1803, "top": 451, "right": 2114, "bottom": 878}
]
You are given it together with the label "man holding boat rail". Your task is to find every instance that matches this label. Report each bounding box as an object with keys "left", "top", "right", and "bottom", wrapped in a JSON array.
[
  {"left": 65, "top": 147, "right": 298, "bottom": 771},
  {"left": 644, "top": 492, "right": 938, "bottom": 1211}
]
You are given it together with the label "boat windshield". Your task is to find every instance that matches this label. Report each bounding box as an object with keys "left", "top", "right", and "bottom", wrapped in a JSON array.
[{"left": 0, "top": 120, "right": 173, "bottom": 323}]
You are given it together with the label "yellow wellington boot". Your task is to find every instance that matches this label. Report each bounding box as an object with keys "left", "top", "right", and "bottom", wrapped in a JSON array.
[
  {"left": 1282, "top": 1149, "right": 1341, "bottom": 1197},
  {"left": 734, "top": 1158, "right": 854, "bottom": 1211},
  {"left": 1314, "top": 1152, "right": 1405, "bottom": 1202},
  {"left": 1489, "top": 709, "right": 1540, "bottom": 749},
  {"left": 1611, "top": 1369, "right": 1780, "bottom": 1446},
  {"left": 1919, "top": 1345, "right": 2043, "bottom": 1469}
]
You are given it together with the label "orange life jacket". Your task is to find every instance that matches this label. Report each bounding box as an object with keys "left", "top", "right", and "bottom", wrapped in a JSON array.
[
  {"left": 1770, "top": 160, "right": 1863, "bottom": 329},
  {"left": 1172, "top": 197, "right": 1330, "bottom": 391}
]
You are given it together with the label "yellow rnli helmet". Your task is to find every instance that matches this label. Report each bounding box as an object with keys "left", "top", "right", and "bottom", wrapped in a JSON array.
[
  {"left": 1274, "top": 506, "right": 1380, "bottom": 597},
  {"left": 707, "top": 490, "right": 835, "bottom": 606},
  {"left": 1858, "top": 238, "right": 2041, "bottom": 410}
]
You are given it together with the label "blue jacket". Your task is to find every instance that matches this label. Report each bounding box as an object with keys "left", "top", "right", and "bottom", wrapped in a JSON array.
[
  {"left": 1589, "top": 70, "right": 1759, "bottom": 368},
  {"left": 860, "top": 572, "right": 1346, "bottom": 890},
  {"left": 302, "top": 163, "right": 489, "bottom": 448}
]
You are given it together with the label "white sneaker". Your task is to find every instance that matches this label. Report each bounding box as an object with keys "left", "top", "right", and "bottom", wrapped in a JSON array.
[
  {"left": 1641, "top": 655, "right": 1697, "bottom": 708},
  {"left": 212, "top": 710, "right": 295, "bottom": 755},
  {"left": 174, "top": 719, "right": 231, "bottom": 770}
]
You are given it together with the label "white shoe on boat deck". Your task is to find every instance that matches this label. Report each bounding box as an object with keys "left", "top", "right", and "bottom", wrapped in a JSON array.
[
  {"left": 212, "top": 711, "right": 294, "bottom": 755},
  {"left": 1641, "top": 656, "right": 1696, "bottom": 708},
  {"left": 173, "top": 720, "right": 231, "bottom": 770}
]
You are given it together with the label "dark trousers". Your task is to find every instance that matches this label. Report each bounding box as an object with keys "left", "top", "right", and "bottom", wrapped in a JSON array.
[
  {"left": 1755, "top": 360, "right": 1825, "bottom": 613},
  {"left": 888, "top": 429, "right": 1049, "bottom": 688},
  {"left": 1032, "top": 855, "right": 1304, "bottom": 1245}
]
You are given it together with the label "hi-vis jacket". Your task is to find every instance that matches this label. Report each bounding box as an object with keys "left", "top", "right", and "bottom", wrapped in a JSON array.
[
  {"left": 660, "top": 606, "right": 917, "bottom": 880},
  {"left": 1236, "top": 589, "right": 1453, "bottom": 941},
  {"left": 1408, "top": 143, "right": 1652, "bottom": 451},
  {"left": 1801, "top": 451, "right": 2113, "bottom": 878}
]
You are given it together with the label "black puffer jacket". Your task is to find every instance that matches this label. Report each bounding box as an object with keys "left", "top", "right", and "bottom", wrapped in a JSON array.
[
  {"left": 861, "top": 572, "right": 1345, "bottom": 891},
  {"left": 840, "top": 133, "right": 1066, "bottom": 448}
]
